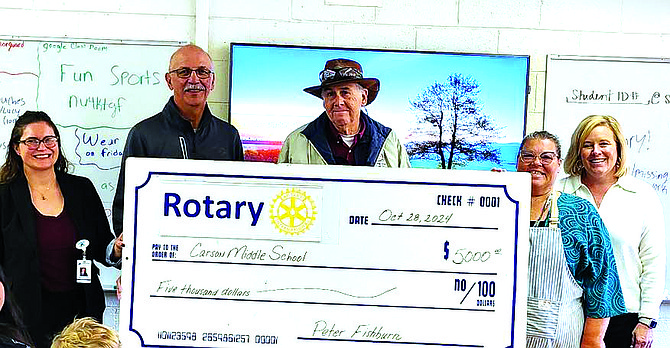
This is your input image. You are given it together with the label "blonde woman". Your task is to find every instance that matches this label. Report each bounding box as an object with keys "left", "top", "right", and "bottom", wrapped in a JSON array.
[{"left": 560, "top": 115, "right": 665, "bottom": 348}]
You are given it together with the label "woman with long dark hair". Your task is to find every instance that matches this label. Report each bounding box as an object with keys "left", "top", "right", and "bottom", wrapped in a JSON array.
[{"left": 0, "top": 111, "right": 123, "bottom": 348}]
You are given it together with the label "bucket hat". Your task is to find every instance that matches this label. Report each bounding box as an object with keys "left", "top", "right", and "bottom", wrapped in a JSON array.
[{"left": 304, "top": 58, "right": 380, "bottom": 104}]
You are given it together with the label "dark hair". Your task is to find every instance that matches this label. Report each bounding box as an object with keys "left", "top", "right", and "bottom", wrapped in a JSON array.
[
  {"left": 0, "top": 265, "right": 33, "bottom": 346},
  {"left": 0, "top": 111, "right": 71, "bottom": 183},
  {"left": 518, "top": 130, "right": 562, "bottom": 159}
]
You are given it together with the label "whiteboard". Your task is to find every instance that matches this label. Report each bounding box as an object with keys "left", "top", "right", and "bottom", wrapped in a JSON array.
[
  {"left": 544, "top": 55, "right": 670, "bottom": 298},
  {"left": 0, "top": 37, "right": 183, "bottom": 289}
]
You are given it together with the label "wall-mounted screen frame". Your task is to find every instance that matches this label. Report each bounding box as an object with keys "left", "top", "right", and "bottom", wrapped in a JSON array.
[{"left": 229, "top": 43, "right": 529, "bottom": 170}]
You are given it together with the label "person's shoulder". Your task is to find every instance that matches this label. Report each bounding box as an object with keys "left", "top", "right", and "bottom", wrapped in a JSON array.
[
  {"left": 556, "top": 175, "right": 580, "bottom": 192},
  {"left": 557, "top": 191, "right": 589, "bottom": 204},
  {"left": 284, "top": 118, "right": 318, "bottom": 141},
  {"left": 384, "top": 128, "right": 402, "bottom": 143},
  {"left": 208, "top": 114, "right": 240, "bottom": 134},
  {"left": 555, "top": 175, "right": 580, "bottom": 188},
  {"left": 58, "top": 172, "right": 94, "bottom": 188},
  {"left": 617, "top": 175, "right": 658, "bottom": 195},
  {"left": 0, "top": 181, "right": 11, "bottom": 200},
  {"left": 290, "top": 122, "right": 311, "bottom": 136},
  {"left": 280, "top": 126, "right": 309, "bottom": 149},
  {"left": 130, "top": 99, "right": 170, "bottom": 130},
  {"left": 123, "top": 111, "right": 165, "bottom": 147},
  {"left": 0, "top": 177, "right": 24, "bottom": 196},
  {"left": 557, "top": 193, "right": 609, "bottom": 236},
  {"left": 364, "top": 113, "right": 392, "bottom": 134},
  {"left": 130, "top": 111, "right": 163, "bottom": 132},
  {"left": 557, "top": 191, "right": 595, "bottom": 213}
]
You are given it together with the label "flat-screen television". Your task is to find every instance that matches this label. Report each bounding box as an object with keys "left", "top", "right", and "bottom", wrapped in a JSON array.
[{"left": 229, "top": 43, "right": 529, "bottom": 170}]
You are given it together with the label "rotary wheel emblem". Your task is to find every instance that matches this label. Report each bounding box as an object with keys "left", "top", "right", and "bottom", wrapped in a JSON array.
[{"left": 269, "top": 188, "right": 317, "bottom": 235}]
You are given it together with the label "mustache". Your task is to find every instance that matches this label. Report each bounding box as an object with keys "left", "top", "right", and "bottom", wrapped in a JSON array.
[{"left": 184, "top": 83, "right": 206, "bottom": 92}]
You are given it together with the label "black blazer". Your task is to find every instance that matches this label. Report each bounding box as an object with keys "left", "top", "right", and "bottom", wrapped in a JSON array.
[{"left": 0, "top": 172, "right": 115, "bottom": 337}]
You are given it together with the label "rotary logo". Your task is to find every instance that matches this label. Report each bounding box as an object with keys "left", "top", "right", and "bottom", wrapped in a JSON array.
[{"left": 269, "top": 188, "right": 317, "bottom": 235}]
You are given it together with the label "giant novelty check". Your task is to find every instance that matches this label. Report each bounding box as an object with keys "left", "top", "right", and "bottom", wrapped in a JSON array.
[{"left": 119, "top": 158, "right": 530, "bottom": 348}]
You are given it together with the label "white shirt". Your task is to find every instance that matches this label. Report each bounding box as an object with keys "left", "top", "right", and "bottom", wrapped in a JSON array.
[{"left": 558, "top": 175, "right": 666, "bottom": 319}]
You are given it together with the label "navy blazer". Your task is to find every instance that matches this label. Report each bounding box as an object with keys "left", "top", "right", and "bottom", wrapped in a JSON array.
[{"left": 0, "top": 172, "right": 114, "bottom": 340}]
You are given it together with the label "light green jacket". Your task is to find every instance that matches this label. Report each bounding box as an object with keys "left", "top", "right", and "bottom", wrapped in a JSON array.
[{"left": 277, "top": 122, "right": 410, "bottom": 168}]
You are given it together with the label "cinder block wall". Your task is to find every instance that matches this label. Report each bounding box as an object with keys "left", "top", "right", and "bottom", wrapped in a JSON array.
[
  {"left": 4, "top": 0, "right": 670, "bottom": 130},
  {"left": 3, "top": 0, "right": 669, "bottom": 343}
]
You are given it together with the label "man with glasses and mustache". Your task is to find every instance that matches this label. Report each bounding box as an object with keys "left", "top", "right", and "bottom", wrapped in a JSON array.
[
  {"left": 278, "top": 58, "right": 409, "bottom": 167},
  {"left": 112, "top": 44, "right": 244, "bottom": 238}
]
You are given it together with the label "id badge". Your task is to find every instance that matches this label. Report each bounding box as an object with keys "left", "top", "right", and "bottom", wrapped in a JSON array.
[{"left": 77, "top": 259, "right": 92, "bottom": 284}]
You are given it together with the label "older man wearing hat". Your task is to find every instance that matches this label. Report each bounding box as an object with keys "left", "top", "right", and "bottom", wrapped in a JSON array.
[{"left": 277, "top": 58, "right": 410, "bottom": 167}]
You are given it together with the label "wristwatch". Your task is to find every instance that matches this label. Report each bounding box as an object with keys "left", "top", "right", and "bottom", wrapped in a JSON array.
[{"left": 638, "top": 317, "right": 657, "bottom": 329}]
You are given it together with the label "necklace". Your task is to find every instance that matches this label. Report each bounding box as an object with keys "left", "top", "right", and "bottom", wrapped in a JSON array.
[
  {"left": 30, "top": 184, "right": 53, "bottom": 201},
  {"left": 533, "top": 193, "right": 552, "bottom": 228}
]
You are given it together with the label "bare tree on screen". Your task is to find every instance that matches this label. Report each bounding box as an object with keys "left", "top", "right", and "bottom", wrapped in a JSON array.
[{"left": 408, "top": 73, "right": 501, "bottom": 169}]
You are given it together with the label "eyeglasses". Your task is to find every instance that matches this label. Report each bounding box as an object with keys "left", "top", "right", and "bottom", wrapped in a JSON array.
[
  {"left": 168, "top": 67, "right": 213, "bottom": 79},
  {"left": 519, "top": 151, "right": 558, "bottom": 165},
  {"left": 18, "top": 136, "right": 59, "bottom": 150}
]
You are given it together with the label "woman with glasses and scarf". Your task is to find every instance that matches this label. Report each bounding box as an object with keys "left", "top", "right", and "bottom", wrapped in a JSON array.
[
  {"left": 0, "top": 111, "right": 123, "bottom": 348},
  {"left": 517, "top": 131, "right": 625, "bottom": 348}
]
